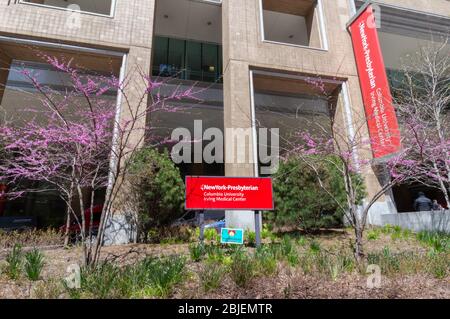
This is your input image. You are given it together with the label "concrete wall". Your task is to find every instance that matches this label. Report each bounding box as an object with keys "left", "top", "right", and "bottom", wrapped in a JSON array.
[
  {"left": 371, "top": 0, "right": 450, "bottom": 17},
  {"left": 380, "top": 211, "right": 450, "bottom": 233}
]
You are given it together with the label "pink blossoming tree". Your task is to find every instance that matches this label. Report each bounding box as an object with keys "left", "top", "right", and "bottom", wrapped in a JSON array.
[{"left": 0, "top": 53, "right": 201, "bottom": 266}]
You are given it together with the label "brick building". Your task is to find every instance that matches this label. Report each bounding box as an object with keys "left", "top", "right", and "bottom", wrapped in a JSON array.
[{"left": 0, "top": 0, "right": 449, "bottom": 243}]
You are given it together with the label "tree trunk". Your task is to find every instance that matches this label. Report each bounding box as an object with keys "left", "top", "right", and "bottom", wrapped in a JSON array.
[
  {"left": 354, "top": 227, "right": 364, "bottom": 262},
  {"left": 63, "top": 205, "right": 71, "bottom": 247}
]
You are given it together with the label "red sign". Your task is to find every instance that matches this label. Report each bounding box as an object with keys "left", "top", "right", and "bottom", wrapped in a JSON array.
[
  {"left": 185, "top": 176, "right": 274, "bottom": 210},
  {"left": 349, "top": 5, "right": 401, "bottom": 158}
]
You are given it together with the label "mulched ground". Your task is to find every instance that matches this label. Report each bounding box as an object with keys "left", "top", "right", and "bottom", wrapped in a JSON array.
[{"left": 0, "top": 230, "right": 448, "bottom": 299}]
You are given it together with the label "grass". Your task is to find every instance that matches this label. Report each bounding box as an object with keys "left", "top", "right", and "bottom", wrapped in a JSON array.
[
  {"left": 65, "top": 255, "right": 186, "bottom": 299},
  {"left": 204, "top": 228, "right": 220, "bottom": 242},
  {"left": 367, "top": 229, "right": 380, "bottom": 241},
  {"left": 255, "top": 246, "right": 278, "bottom": 276},
  {"left": 5, "top": 244, "right": 23, "bottom": 280},
  {"left": 198, "top": 262, "right": 225, "bottom": 292},
  {"left": 416, "top": 231, "right": 449, "bottom": 253},
  {"left": 189, "top": 243, "right": 205, "bottom": 262},
  {"left": 230, "top": 249, "right": 255, "bottom": 288},
  {"left": 24, "top": 249, "right": 45, "bottom": 281}
]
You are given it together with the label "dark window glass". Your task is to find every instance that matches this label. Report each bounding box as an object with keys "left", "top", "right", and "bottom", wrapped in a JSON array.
[
  {"left": 167, "top": 38, "right": 185, "bottom": 78},
  {"left": 202, "top": 43, "right": 218, "bottom": 83},
  {"left": 153, "top": 37, "right": 169, "bottom": 76},
  {"left": 185, "top": 41, "right": 202, "bottom": 81},
  {"left": 152, "top": 36, "right": 222, "bottom": 83}
]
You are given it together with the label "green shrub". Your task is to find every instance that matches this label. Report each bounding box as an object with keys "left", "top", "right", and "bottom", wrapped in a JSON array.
[
  {"left": 5, "top": 244, "right": 23, "bottom": 280},
  {"left": 127, "top": 147, "right": 185, "bottom": 242},
  {"left": 427, "top": 253, "right": 448, "bottom": 279},
  {"left": 246, "top": 231, "right": 256, "bottom": 246},
  {"left": 67, "top": 256, "right": 186, "bottom": 299},
  {"left": 24, "top": 249, "right": 45, "bottom": 281},
  {"left": 145, "top": 256, "right": 186, "bottom": 298},
  {"left": 287, "top": 251, "right": 300, "bottom": 267},
  {"left": 189, "top": 243, "right": 206, "bottom": 262},
  {"left": 367, "top": 229, "right": 380, "bottom": 241},
  {"left": 204, "top": 228, "right": 220, "bottom": 242},
  {"left": 261, "top": 224, "right": 275, "bottom": 241},
  {"left": 280, "top": 235, "right": 294, "bottom": 257},
  {"left": 230, "top": 249, "right": 255, "bottom": 288},
  {"left": 297, "top": 236, "right": 307, "bottom": 246},
  {"left": 32, "top": 279, "right": 63, "bottom": 299},
  {"left": 367, "top": 247, "right": 400, "bottom": 276},
  {"left": 255, "top": 246, "right": 277, "bottom": 275},
  {"left": 267, "top": 155, "right": 366, "bottom": 231},
  {"left": 417, "top": 231, "right": 449, "bottom": 253},
  {"left": 205, "top": 244, "right": 225, "bottom": 264},
  {"left": 198, "top": 262, "right": 224, "bottom": 292},
  {"left": 309, "top": 240, "right": 321, "bottom": 255}
]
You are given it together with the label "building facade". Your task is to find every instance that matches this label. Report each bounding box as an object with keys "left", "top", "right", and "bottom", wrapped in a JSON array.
[{"left": 0, "top": 0, "right": 449, "bottom": 242}]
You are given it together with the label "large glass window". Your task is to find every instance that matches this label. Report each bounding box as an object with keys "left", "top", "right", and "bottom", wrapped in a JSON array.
[
  {"left": 152, "top": 36, "right": 223, "bottom": 83},
  {"left": 260, "top": 0, "right": 326, "bottom": 49},
  {"left": 0, "top": 41, "right": 121, "bottom": 226},
  {"left": 20, "top": 0, "right": 115, "bottom": 17},
  {"left": 148, "top": 79, "right": 224, "bottom": 178},
  {"left": 251, "top": 71, "right": 341, "bottom": 176}
]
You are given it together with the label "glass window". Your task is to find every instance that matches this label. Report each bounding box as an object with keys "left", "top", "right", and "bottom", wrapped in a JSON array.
[
  {"left": 185, "top": 41, "right": 202, "bottom": 81},
  {"left": 202, "top": 43, "right": 219, "bottom": 83},
  {"left": 152, "top": 36, "right": 223, "bottom": 83},
  {"left": 167, "top": 38, "right": 185, "bottom": 78},
  {"left": 153, "top": 37, "right": 169, "bottom": 76},
  {"left": 21, "top": 0, "right": 115, "bottom": 16}
]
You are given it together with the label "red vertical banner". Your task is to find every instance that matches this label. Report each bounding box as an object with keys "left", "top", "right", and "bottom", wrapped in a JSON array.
[{"left": 349, "top": 5, "right": 401, "bottom": 158}]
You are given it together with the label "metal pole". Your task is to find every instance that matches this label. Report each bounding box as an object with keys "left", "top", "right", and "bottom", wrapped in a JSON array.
[
  {"left": 199, "top": 211, "right": 205, "bottom": 243},
  {"left": 255, "top": 210, "right": 261, "bottom": 247},
  {"left": 249, "top": 70, "right": 262, "bottom": 248}
]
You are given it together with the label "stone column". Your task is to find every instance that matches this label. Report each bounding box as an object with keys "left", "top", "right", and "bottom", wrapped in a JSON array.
[{"left": 0, "top": 50, "right": 12, "bottom": 105}]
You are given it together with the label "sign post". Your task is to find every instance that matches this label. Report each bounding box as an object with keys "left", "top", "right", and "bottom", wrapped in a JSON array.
[
  {"left": 185, "top": 176, "right": 274, "bottom": 246},
  {"left": 255, "top": 211, "right": 261, "bottom": 246}
]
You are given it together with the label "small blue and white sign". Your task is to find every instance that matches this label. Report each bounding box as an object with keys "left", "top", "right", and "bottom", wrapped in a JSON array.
[{"left": 221, "top": 228, "right": 244, "bottom": 245}]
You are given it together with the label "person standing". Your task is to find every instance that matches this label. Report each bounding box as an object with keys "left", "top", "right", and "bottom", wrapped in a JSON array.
[{"left": 413, "top": 192, "right": 433, "bottom": 211}]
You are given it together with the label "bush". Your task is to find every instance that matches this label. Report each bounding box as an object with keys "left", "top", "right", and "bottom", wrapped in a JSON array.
[
  {"left": 5, "top": 244, "right": 23, "bottom": 280},
  {"left": 198, "top": 262, "right": 224, "bottom": 292},
  {"left": 267, "top": 155, "right": 366, "bottom": 231},
  {"left": 24, "top": 249, "right": 45, "bottom": 281},
  {"left": 230, "top": 249, "right": 255, "bottom": 288},
  {"left": 128, "top": 148, "right": 185, "bottom": 242}
]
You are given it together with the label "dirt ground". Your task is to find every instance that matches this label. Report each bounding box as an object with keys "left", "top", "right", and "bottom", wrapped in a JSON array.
[{"left": 0, "top": 230, "right": 448, "bottom": 299}]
